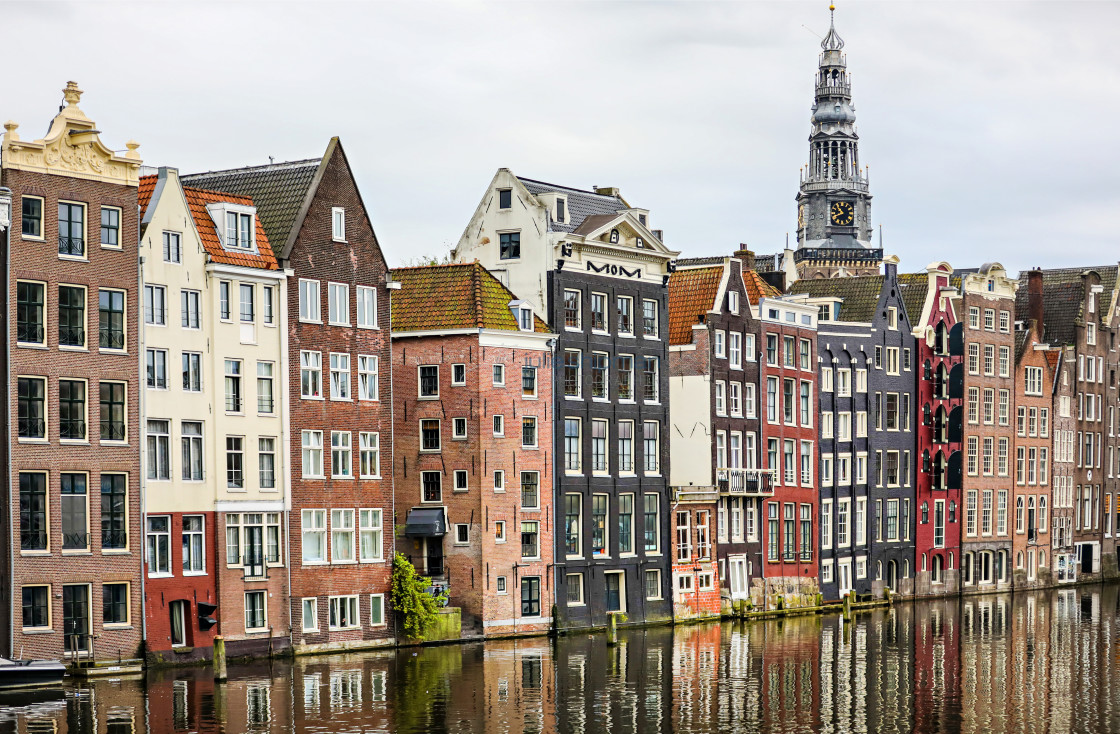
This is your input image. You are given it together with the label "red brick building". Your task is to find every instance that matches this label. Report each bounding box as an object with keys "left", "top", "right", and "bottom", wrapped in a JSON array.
[
  {"left": 667, "top": 250, "right": 778, "bottom": 617},
  {"left": 391, "top": 262, "right": 554, "bottom": 636},
  {"left": 183, "top": 138, "right": 395, "bottom": 653},
  {"left": 959, "top": 264, "right": 1018, "bottom": 593},
  {"left": 0, "top": 83, "right": 144, "bottom": 663},
  {"left": 757, "top": 295, "right": 819, "bottom": 605},
  {"left": 1011, "top": 314, "right": 1053, "bottom": 588},
  {"left": 903, "top": 262, "right": 964, "bottom": 596}
]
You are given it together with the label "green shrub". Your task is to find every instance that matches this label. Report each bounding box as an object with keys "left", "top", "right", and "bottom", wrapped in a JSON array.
[{"left": 391, "top": 552, "right": 447, "bottom": 641}]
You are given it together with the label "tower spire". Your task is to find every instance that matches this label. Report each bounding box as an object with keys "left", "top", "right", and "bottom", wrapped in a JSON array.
[{"left": 791, "top": 2, "right": 880, "bottom": 279}]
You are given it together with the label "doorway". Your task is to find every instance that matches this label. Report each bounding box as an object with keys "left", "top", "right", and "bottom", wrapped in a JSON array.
[
  {"left": 728, "top": 556, "right": 748, "bottom": 600},
  {"left": 63, "top": 584, "right": 90, "bottom": 654},
  {"left": 605, "top": 572, "right": 625, "bottom": 613}
]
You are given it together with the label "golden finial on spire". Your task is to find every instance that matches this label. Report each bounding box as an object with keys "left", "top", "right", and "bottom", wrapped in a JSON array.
[{"left": 829, "top": 3, "right": 835, "bottom": 9}]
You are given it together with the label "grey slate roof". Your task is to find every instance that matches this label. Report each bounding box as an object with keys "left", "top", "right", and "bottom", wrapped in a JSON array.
[
  {"left": 1014, "top": 265, "right": 1118, "bottom": 347},
  {"left": 896, "top": 274, "right": 931, "bottom": 325},
  {"left": 788, "top": 275, "right": 885, "bottom": 323},
  {"left": 517, "top": 177, "right": 628, "bottom": 234},
  {"left": 754, "top": 254, "right": 777, "bottom": 272},
  {"left": 182, "top": 158, "right": 321, "bottom": 260}
]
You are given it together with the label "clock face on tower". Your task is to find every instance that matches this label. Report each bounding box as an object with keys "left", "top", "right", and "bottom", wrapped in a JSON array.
[{"left": 830, "top": 201, "right": 854, "bottom": 226}]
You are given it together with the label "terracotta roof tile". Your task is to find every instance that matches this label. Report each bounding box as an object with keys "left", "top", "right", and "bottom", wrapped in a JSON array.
[
  {"left": 743, "top": 268, "right": 781, "bottom": 304},
  {"left": 182, "top": 158, "right": 320, "bottom": 260},
  {"left": 182, "top": 186, "right": 278, "bottom": 271},
  {"left": 668, "top": 266, "right": 723, "bottom": 346},
  {"left": 138, "top": 174, "right": 157, "bottom": 216},
  {"left": 391, "top": 262, "right": 550, "bottom": 334}
]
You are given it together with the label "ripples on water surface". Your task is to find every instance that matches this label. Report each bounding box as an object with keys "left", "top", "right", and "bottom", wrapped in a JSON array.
[{"left": 1, "top": 586, "right": 1118, "bottom": 733}]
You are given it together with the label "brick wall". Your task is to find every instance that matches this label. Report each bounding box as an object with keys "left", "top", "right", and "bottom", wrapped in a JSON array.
[
  {"left": 286, "top": 145, "right": 394, "bottom": 650},
  {"left": 2, "top": 166, "right": 143, "bottom": 662},
  {"left": 393, "top": 333, "right": 553, "bottom": 635}
]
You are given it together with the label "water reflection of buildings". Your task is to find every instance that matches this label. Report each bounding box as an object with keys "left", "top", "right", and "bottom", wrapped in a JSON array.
[{"left": 5, "top": 588, "right": 1120, "bottom": 733}]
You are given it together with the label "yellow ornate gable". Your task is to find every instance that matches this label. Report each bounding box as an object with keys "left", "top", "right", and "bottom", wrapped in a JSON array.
[{"left": 2, "top": 81, "right": 141, "bottom": 186}]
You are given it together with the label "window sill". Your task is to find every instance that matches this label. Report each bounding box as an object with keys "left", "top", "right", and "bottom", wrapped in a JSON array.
[
  {"left": 329, "top": 397, "right": 353, "bottom": 403},
  {"left": 184, "top": 571, "right": 208, "bottom": 577},
  {"left": 299, "top": 319, "right": 323, "bottom": 325},
  {"left": 62, "top": 550, "right": 91, "bottom": 555},
  {"left": 327, "top": 321, "right": 352, "bottom": 328},
  {"left": 22, "top": 628, "right": 54, "bottom": 635},
  {"left": 301, "top": 395, "right": 324, "bottom": 401},
  {"left": 17, "top": 342, "right": 48, "bottom": 350},
  {"left": 148, "top": 573, "right": 174, "bottom": 579},
  {"left": 453, "top": 488, "right": 469, "bottom": 493},
  {"left": 359, "top": 558, "right": 387, "bottom": 564},
  {"left": 58, "top": 345, "right": 89, "bottom": 353},
  {"left": 18, "top": 438, "right": 50, "bottom": 445},
  {"left": 102, "top": 549, "right": 131, "bottom": 555},
  {"left": 244, "top": 628, "right": 271, "bottom": 635},
  {"left": 330, "top": 476, "right": 354, "bottom": 481},
  {"left": 104, "top": 623, "right": 133, "bottom": 630},
  {"left": 58, "top": 256, "right": 89, "bottom": 263},
  {"left": 564, "top": 396, "right": 584, "bottom": 402},
  {"left": 418, "top": 396, "right": 440, "bottom": 401}
]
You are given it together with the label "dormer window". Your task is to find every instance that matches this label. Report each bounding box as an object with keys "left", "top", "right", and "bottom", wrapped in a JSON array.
[
  {"left": 555, "top": 198, "right": 566, "bottom": 223},
  {"left": 728, "top": 291, "right": 740, "bottom": 315},
  {"left": 509, "top": 300, "right": 533, "bottom": 332},
  {"left": 226, "top": 211, "right": 253, "bottom": 250},
  {"left": 610, "top": 229, "right": 619, "bottom": 244},
  {"left": 638, "top": 214, "right": 647, "bottom": 226}
]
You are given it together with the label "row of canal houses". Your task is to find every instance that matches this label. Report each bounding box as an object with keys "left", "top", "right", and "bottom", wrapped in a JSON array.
[{"left": 1, "top": 83, "right": 1119, "bottom": 669}]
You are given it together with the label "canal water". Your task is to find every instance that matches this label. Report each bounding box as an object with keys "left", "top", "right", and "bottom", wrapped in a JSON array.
[{"left": 2, "top": 585, "right": 1118, "bottom": 733}]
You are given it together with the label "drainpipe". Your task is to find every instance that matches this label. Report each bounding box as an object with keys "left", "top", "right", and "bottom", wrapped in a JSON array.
[
  {"left": 386, "top": 276, "right": 401, "bottom": 641},
  {"left": 0, "top": 186, "right": 12, "bottom": 657},
  {"left": 138, "top": 227, "right": 148, "bottom": 651},
  {"left": 280, "top": 268, "right": 293, "bottom": 648}
]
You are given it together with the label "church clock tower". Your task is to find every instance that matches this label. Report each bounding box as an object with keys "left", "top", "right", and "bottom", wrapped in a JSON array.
[{"left": 793, "top": 4, "right": 882, "bottom": 280}]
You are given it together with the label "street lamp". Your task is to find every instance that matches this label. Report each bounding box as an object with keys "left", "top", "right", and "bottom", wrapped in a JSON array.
[{"left": 0, "top": 186, "right": 11, "bottom": 231}]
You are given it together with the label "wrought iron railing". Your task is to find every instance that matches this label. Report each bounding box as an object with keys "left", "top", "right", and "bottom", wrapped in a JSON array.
[
  {"left": 101, "top": 422, "right": 127, "bottom": 441},
  {"left": 101, "top": 529, "right": 127, "bottom": 550},
  {"left": 59, "top": 325, "right": 86, "bottom": 347},
  {"left": 21, "top": 531, "right": 47, "bottom": 551},
  {"left": 59, "top": 235, "right": 85, "bottom": 257},
  {"left": 99, "top": 328, "right": 125, "bottom": 350},
  {"left": 17, "top": 321, "right": 43, "bottom": 343},
  {"left": 716, "top": 468, "right": 776, "bottom": 495},
  {"left": 19, "top": 417, "right": 45, "bottom": 439},
  {"left": 63, "top": 532, "right": 89, "bottom": 550}
]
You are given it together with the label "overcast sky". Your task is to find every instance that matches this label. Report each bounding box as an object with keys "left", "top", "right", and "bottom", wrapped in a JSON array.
[{"left": 2, "top": 1, "right": 1115, "bottom": 272}]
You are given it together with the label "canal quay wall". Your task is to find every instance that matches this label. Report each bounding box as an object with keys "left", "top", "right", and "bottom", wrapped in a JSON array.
[{"left": 133, "top": 574, "right": 1118, "bottom": 674}]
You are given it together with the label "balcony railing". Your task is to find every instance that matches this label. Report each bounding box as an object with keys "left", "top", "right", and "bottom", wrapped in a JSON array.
[
  {"left": 19, "top": 417, "right": 45, "bottom": 439},
  {"left": 99, "top": 327, "right": 125, "bottom": 350},
  {"left": 63, "top": 532, "right": 89, "bottom": 550},
  {"left": 793, "top": 246, "right": 882, "bottom": 263},
  {"left": 716, "top": 468, "right": 776, "bottom": 496},
  {"left": 17, "top": 322, "right": 44, "bottom": 344},
  {"left": 21, "top": 531, "right": 47, "bottom": 551},
  {"left": 100, "top": 422, "right": 126, "bottom": 441},
  {"left": 800, "top": 550, "right": 814, "bottom": 562},
  {"left": 59, "top": 325, "right": 86, "bottom": 347},
  {"left": 815, "top": 82, "right": 851, "bottom": 97},
  {"left": 59, "top": 235, "right": 85, "bottom": 257},
  {"left": 102, "top": 529, "right": 127, "bottom": 550}
]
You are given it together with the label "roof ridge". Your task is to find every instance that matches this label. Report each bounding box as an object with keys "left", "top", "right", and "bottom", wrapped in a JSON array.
[
  {"left": 472, "top": 261, "right": 484, "bottom": 329},
  {"left": 182, "top": 183, "right": 254, "bottom": 206},
  {"left": 392, "top": 261, "right": 474, "bottom": 272},
  {"left": 184, "top": 157, "right": 322, "bottom": 178},
  {"left": 516, "top": 176, "right": 623, "bottom": 199}
]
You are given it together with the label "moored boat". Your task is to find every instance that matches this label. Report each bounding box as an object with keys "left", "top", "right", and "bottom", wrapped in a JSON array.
[{"left": 0, "top": 658, "right": 66, "bottom": 690}]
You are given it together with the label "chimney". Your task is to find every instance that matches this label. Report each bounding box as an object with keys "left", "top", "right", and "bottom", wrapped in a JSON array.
[
  {"left": 734, "top": 245, "right": 756, "bottom": 271},
  {"left": 594, "top": 186, "right": 620, "bottom": 197},
  {"left": 1027, "top": 269, "right": 1043, "bottom": 330}
]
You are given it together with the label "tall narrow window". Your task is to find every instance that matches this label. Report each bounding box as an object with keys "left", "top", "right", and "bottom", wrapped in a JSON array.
[
  {"left": 59, "top": 285, "right": 86, "bottom": 347},
  {"left": 19, "top": 472, "right": 48, "bottom": 551},
  {"left": 61, "top": 473, "right": 89, "bottom": 551},
  {"left": 226, "top": 437, "right": 244, "bottom": 488},
  {"left": 224, "top": 360, "right": 242, "bottom": 412},
  {"left": 98, "top": 289, "right": 125, "bottom": 349},
  {"left": 356, "top": 285, "right": 377, "bottom": 328},
  {"left": 101, "top": 474, "right": 127, "bottom": 549},
  {"left": 144, "top": 284, "right": 167, "bottom": 325},
  {"left": 59, "top": 201, "right": 85, "bottom": 256},
  {"left": 17, "top": 377, "right": 46, "bottom": 439},
  {"left": 99, "top": 382, "right": 126, "bottom": 441},
  {"left": 17, "top": 281, "right": 45, "bottom": 345}
]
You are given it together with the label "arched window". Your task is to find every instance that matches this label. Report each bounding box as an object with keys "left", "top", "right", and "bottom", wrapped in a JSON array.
[
  {"left": 876, "top": 561, "right": 883, "bottom": 581},
  {"left": 948, "top": 551, "right": 955, "bottom": 569},
  {"left": 1039, "top": 550, "right": 1046, "bottom": 568},
  {"left": 1040, "top": 496, "right": 1048, "bottom": 531},
  {"left": 932, "top": 554, "right": 944, "bottom": 583},
  {"left": 1016, "top": 496, "right": 1025, "bottom": 533},
  {"left": 903, "top": 559, "right": 910, "bottom": 579},
  {"left": 922, "top": 552, "right": 927, "bottom": 571},
  {"left": 1017, "top": 551, "right": 1024, "bottom": 569},
  {"left": 921, "top": 502, "right": 929, "bottom": 524}
]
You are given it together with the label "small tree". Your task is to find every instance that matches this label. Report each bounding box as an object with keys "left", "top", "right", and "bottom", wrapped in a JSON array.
[{"left": 390, "top": 552, "right": 445, "bottom": 641}]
